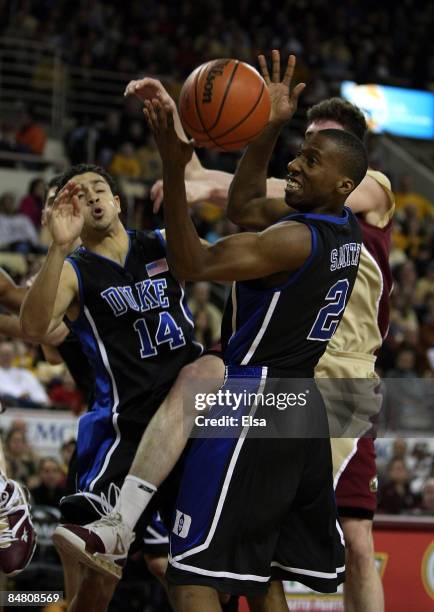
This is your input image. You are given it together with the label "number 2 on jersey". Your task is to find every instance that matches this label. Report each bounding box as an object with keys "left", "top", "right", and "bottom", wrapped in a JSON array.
[
  {"left": 134, "top": 312, "right": 186, "bottom": 358},
  {"left": 307, "top": 278, "right": 349, "bottom": 341}
]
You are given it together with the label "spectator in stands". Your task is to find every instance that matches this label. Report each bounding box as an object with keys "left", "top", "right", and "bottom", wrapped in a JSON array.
[
  {"left": 48, "top": 370, "right": 84, "bottom": 414},
  {"left": 15, "top": 107, "right": 47, "bottom": 156},
  {"left": 0, "top": 191, "right": 41, "bottom": 253},
  {"left": 0, "top": 340, "right": 49, "bottom": 407},
  {"left": 187, "top": 282, "right": 222, "bottom": 344},
  {"left": 193, "top": 308, "right": 214, "bottom": 350},
  {"left": 384, "top": 345, "right": 432, "bottom": 429},
  {"left": 0, "top": 121, "right": 30, "bottom": 166},
  {"left": 388, "top": 292, "right": 419, "bottom": 346},
  {"left": 59, "top": 438, "right": 76, "bottom": 483},
  {"left": 415, "top": 263, "right": 434, "bottom": 307},
  {"left": 386, "top": 345, "right": 419, "bottom": 378},
  {"left": 378, "top": 457, "right": 418, "bottom": 514},
  {"left": 408, "top": 441, "right": 434, "bottom": 495},
  {"left": 136, "top": 132, "right": 163, "bottom": 182},
  {"left": 416, "top": 478, "right": 434, "bottom": 515},
  {"left": 19, "top": 177, "right": 45, "bottom": 229},
  {"left": 108, "top": 142, "right": 141, "bottom": 179},
  {"left": 95, "top": 111, "right": 123, "bottom": 167},
  {"left": 395, "top": 175, "right": 433, "bottom": 220},
  {"left": 4, "top": 426, "right": 39, "bottom": 488},
  {"left": 30, "top": 457, "right": 66, "bottom": 508}
]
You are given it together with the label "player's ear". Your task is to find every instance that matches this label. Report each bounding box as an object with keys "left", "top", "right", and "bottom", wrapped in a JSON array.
[
  {"left": 114, "top": 195, "right": 121, "bottom": 212},
  {"left": 336, "top": 177, "right": 354, "bottom": 196}
]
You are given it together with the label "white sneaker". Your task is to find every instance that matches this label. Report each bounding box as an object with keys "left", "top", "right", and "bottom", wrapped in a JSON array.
[{"left": 53, "top": 511, "right": 134, "bottom": 579}]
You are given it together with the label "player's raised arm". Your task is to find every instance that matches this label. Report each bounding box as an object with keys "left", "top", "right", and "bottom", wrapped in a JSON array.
[
  {"left": 20, "top": 181, "right": 82, "bottom": 339},
  {"left": 227, "top": 51, "right": 305, "bottom": 229},
  {"left": 126, "top": 74, "right": 288, "bottom": 216},
  {"left": 144, "top": 99, "right": 311, "bottom": 282}
]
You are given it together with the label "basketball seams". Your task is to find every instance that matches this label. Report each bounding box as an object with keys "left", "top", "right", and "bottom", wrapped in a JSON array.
[
  {"left": 180, "top": 58, "right": 270, "bottom": 151},
  {"left": 206, "top": 60, "right": 240, "bottom": 132},
  {"left": 210, "top": 81, "right": 267, "bottom": 141},
  {"left": 193, "top": 63, "right": 225, "bottom": 149},
  {"left": 215, "top": 125, "right": 267, "bottom": 151}
]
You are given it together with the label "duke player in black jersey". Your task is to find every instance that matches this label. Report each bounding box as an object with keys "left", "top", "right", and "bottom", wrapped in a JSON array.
[
  {"left": 146, "top": 99, "right": 366, "bottom": 611},
  {"left": 56, "top": 87, "right": 367, "bottom": 610},
  {"left": 19, "top": 164, "right": 202, "bottom": 610}
]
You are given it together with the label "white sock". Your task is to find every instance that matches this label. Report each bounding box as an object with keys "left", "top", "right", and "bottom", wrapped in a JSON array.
[{"left": 116, "top": 475, "right": 157, "bottom": 531}]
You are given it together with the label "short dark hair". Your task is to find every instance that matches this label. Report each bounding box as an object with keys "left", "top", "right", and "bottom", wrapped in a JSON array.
[
  {"left": 317, "top": 128, "right": 368, "bottom": 187},
  {"left": 56, "top": 164, "right": 119, "bottom": 196},
  {"left": 44, "top": 174, "right": 63, "bottom": 203},
  {"left": 307, "top": 98, "right": 368, "bottom": 142}
]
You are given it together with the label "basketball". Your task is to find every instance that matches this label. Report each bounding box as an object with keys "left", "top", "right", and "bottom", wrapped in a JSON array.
[{"left": 178, "top": 59, "right": 271, "bottom": 151}]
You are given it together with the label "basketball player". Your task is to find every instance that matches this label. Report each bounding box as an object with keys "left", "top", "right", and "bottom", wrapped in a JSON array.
[
  {"left": 19, "top": 164, "right": 214, "bottom": 610},
  {"left": 54, "top": 85, "right": 368, "bottom": 612},
  {"left": 144, "top": 57, "right": 391, "bottom": 612}
]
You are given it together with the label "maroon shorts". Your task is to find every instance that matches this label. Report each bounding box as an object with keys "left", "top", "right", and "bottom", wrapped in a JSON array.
[{"left": 335, "top": 437, "right": 377, "bottom": 520}]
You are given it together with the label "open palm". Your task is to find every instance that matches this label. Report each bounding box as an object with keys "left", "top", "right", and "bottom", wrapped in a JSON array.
[
  {"left": 48, "top": 182, "right": 84, "bottom": 248},
  {"left": 258, "top": 51, "right": 306, "bottom": 125}
]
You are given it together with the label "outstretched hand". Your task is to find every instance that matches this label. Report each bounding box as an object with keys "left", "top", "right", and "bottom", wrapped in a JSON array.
[
  {"left": 47, "top": 180, "right": 84, "bottom": 250},
  {"left": 143, "top": 99, "right": 194, "bottom": 169},
  {"left": 124, "top": 77, "right": 176, "bottom": 113},
  {"left": 258, "top": 50, "right": 305, "bottom": 125}
]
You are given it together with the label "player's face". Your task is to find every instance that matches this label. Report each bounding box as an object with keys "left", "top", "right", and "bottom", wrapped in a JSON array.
[
  {"left": 285, "top": 133, "right": 353, "bottom": 211},
  {"left": 73, "top": 172, "right": 121, "bottom": 232}
]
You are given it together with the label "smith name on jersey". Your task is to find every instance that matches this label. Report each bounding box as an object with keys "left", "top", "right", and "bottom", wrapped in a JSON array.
[{"left": 221, "top": 207, "right": 363, "bottom": 375}]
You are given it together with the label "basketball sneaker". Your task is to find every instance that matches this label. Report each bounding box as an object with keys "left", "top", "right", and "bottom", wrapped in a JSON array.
[
  {"left": 53, "top": 512, "right": 134, "bottom": 580},
  {"left": 0, "top": 478, "right": 37, "bottom": 576}
]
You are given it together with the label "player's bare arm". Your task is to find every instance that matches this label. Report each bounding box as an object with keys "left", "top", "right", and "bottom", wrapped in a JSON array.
[
  {"left": 20, "top": 181, "right": 82, "bottom": 338},
  {"left": 227, "top": 51, "right": 304, "bottom": 228},
  {"left": 144, "top": 98, "right": 311, "bottom": 282},
  {"left": 346, "top": 173, "right": 391, "bottom": 220},
  {"left": 0, "top": 268, "right": 27, "bottom": 313},
  {"left": 0, "top": 313, "right": 69, "bottom": 346}
]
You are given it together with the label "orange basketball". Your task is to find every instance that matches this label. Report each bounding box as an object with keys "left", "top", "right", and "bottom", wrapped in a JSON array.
[{"left": 179, "top": 59, "right": 271, "bottom": 151}]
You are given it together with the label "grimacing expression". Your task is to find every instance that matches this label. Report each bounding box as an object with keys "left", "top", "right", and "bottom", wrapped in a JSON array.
[{"left": 284, "top": 132, "right": 353, "bottom": 211}]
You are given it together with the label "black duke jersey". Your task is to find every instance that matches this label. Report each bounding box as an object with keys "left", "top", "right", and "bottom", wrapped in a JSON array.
[
  {"left": 221, "top": 207, "right": 362, "bottom": 374},
  {"left": 65, "top": 229, "right": 201, "bottom": 493}
]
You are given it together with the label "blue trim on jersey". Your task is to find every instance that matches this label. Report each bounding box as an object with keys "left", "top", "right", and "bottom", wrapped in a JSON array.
[
  {"left": 224, "top": 289, "right": 272, "bottom": 364},
  {"left": 281, "top": 205, "right": 350, "bottom": 225},
  {"left": 63, "top": 266, "right": 116, "bottom": 491},
  {"left": 155, "top": 229, "right": 166, "bottom": 249},
  {"left": 224, "top": 225, "right": 318, "bottom": 365},
  {"left": 66, "top": 256, "right": 85, "bottom": 321},
  {"left": 171, "top": 370, "right": 264, "bottom": 556}
]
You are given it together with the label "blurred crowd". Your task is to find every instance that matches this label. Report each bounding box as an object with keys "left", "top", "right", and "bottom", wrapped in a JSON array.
[
  {"left": 376, "top": 438, "right": 434, "bottom": 516},
  {"left": 1, "top": 0, "right": 433, "bottom": 90}
]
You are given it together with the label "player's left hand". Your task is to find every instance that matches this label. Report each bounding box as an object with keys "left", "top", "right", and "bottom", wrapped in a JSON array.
[
  {"left": 124, "top": 77, "right": 177, "bottom": 113},
  {"left": 144, "top": 99, "right": 194, "bottom": 168},
  {"left": 258, "top": 50, "right": 306, "bottom": 126}
]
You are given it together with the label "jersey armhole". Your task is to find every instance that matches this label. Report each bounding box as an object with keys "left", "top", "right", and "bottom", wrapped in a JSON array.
[
  {"left": 154, "top": 228, "right": 166, "bottom": 250},
  {"left": 65, "top": 257, "right": 85, "bottom": 328}
]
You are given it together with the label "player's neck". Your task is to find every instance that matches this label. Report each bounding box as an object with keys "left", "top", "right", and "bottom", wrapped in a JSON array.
[{"left": 82, "top": 222, "right": 130, "bottom": 266}]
